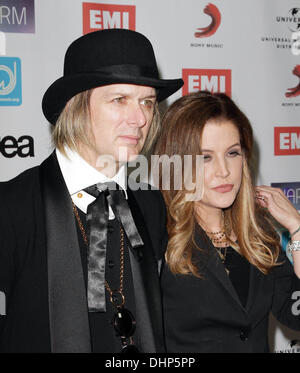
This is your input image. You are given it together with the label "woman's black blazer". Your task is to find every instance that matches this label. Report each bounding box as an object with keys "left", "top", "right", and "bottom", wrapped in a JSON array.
[{"left": 161, "top": 226, "right": 300, "bottom": 353}]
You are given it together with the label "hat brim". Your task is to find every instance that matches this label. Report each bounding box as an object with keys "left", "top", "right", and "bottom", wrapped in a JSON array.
[{"left": 42, "top": 72, "right": 184, "bottom": 125}]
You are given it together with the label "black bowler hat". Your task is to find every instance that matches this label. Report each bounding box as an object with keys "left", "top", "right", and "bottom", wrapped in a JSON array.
[{"left": 42, "top": 29, "right": 184, "bottom": 125}]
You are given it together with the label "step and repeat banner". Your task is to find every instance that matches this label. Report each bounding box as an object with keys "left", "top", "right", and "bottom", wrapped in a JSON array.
[{"left": 0, "top": 0, "right": 300, "bottom": 353}]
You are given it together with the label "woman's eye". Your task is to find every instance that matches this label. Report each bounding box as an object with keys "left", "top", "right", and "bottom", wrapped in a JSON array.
[
  {"left": 228, "top": 150, "right": 241, "bottom": 157},
  {"left": 203, "top": 154, "right": 211, "bottom": 161}
]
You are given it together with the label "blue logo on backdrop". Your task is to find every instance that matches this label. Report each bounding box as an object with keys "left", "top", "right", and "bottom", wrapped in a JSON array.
[
  {"left": 271, "top": 182, "right": 300, "bottom": 263},
  {"left": 271, "top": 182, "right": 300, "bottom": 212},
  {"left": 0, "top": 56, "right": 22, "bottom": 106}
]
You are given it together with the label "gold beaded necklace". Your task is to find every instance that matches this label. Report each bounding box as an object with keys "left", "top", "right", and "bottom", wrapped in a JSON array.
[{"left": 203, "top": 228, "right": 230, "bottom": 275}]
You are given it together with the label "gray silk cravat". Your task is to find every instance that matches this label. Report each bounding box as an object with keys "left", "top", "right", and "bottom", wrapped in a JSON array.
[{"left": 85, "top": 182, "right": 144, "bottom": 312}]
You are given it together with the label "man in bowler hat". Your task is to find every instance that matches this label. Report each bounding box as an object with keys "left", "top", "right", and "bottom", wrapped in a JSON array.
[{"left": 0, "top": 29, "right": 183, "bottom": 352}]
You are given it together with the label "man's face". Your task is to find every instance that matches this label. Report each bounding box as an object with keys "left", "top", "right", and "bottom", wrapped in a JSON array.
[{"left": 87, "top": 84, "right": 156, "bottom": 169}]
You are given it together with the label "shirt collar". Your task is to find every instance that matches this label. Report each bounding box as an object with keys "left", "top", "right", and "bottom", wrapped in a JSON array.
[{"left": 56, "top": 147, "right": 128, "bottom": 198}]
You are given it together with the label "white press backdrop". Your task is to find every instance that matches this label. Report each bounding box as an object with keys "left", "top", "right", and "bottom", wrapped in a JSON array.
[{"left": 0, "top": 0, "right": 300, "bottom": 352}]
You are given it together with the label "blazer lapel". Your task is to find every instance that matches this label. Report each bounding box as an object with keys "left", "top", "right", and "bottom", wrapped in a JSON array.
[
  {"left": 194, "top": 225, "right": 246, "bottom": 312},
  {"left": 126, "top": 188, "right": 165, "bottom": 353},
  {"left": 245, "top": 263, "right": 265, "bottom": 313},
  {"left": 39, "top": 152, "right": 91, "bottom": 352}
]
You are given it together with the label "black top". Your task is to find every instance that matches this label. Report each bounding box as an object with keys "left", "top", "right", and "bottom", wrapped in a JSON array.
[{"left": 220, "top": 246, "right": 250, "bottom": 308}]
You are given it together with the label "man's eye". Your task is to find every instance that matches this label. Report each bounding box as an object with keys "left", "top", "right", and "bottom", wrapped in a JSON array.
[
  {"left": 141, "top": 99, "right": 155, "bottom": 108},
  {"left": 113, "top": 97, "right": 126, "bottom": 103}
]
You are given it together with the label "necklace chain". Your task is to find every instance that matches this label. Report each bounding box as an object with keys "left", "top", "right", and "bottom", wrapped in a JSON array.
[
  {"left": 215, "top": 246, "right": 230, "bottom": 276},
  {"left": 202, "top": 225, "right": 230, "bottom": 275},
  {"left": 205, "top": 230, "right": 229, "bottom": 247},
  {"left": 72, "top": 202, "right": 125, "bottom": 304}
]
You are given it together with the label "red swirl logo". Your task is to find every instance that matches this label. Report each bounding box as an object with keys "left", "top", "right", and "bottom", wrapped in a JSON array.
[
  {"left": 195, "top": 3, "right": 221, "bottom": 38},
  {"left": 286, "top": 65, "right": 300, "bottom": 98}
]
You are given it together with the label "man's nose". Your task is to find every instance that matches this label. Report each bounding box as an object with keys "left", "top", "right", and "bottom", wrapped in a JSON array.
[{"left": 126, "top": 103, "right": 147, "bottom": 127}]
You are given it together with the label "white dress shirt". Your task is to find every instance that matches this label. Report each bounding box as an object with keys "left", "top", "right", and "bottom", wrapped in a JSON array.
[{"left": 56, "top": 147, "right": 127, "bottom": 219}]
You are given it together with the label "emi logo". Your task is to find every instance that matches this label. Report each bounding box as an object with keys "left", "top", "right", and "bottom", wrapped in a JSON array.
[
  {"left": 0, "top": 56, "right": 22, "bottom": 106},
  {"left": 82, "top": 2, "right": 136, "bottom": 35},
  {"left": 182, "top": 69, "right": 231, "bottom": 96},
  {"left": 274, "top": 127, "right": 300, "bottom": 155}
]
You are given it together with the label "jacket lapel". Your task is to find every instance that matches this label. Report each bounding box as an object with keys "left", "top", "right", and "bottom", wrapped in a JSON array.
[
  {"left": 126, "top": 188, "right": 165, "bottom": 353},
  {"left": 39, "top": 152, "right": 91, "bottom": 352},
  {"left": 194, "top": 225, "right": 247, "bottom": 312},
  {"left": 245, "top": 263, "right": 265, "bottom": 313}
]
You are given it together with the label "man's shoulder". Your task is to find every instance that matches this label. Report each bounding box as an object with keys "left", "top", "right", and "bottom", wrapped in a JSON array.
[
  {"left": 128, "top": 181, "right": 164, "bottom": 205},
  {"left": 0, "top": 165, "right": 41, "bottom": 200},
  {"left": 128, "top": 181, "right": 167, "bottom": 227}
]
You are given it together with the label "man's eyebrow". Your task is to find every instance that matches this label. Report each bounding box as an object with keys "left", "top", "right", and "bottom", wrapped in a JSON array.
[
  {"left": 105, "top": 91, "right": 128, "bottom": 97},
  {"left": 141, "top": 95, "right": 157, "bottom": 99},
  {"left": 104, "top": 93, "right": 157, "bottom": 99}
]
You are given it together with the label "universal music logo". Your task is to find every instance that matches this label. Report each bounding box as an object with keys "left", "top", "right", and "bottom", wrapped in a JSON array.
[
  {"left": 276, "top": 8, "right": 300, "bottom": 33},
  {"left": 276, "top": 337, "right": 300, "bottom": 353},
  {"left": 261, "top": 7, "right": 300, "bottom": 52}
]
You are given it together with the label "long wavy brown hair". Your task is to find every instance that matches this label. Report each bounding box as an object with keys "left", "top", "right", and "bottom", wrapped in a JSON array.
[{"left": 154, "top": 91, "right": 281, "bottom": 277}]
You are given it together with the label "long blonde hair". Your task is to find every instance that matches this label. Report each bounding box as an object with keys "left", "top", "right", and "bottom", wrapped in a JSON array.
[
  {"left": 155, "top": 91, "right": 281, "bottom": 277},
  {"left": 52, "top": 88, "right": 161, "bottom": 157}
]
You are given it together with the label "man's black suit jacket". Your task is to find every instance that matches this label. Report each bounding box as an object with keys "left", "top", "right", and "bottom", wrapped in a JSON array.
[{"left": 0, "top": 153, "right": 168, "bottom": 352}]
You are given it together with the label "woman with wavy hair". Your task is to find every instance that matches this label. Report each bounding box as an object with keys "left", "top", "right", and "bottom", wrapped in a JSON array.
[{"left": 155, "top": 91, "right": 300, "bottom": 353}]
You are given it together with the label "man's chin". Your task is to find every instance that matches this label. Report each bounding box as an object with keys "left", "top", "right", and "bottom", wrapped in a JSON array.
[{"left": 117, "top": 147, "right": 141, "bottom": 163}]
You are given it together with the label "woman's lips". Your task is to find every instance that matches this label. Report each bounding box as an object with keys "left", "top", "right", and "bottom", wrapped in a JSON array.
[{"left": 212, "top": 184, "right": 234, "bottom": 193}]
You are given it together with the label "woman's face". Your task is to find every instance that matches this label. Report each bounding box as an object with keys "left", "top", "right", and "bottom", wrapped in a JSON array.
[{"left": 198, "top": 120, "right": 243, "bottom": 211}]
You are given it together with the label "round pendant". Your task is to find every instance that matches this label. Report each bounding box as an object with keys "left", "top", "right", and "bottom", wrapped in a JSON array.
[
  {"left": 121, "top": 344, "right": 139, "bottom": 353},
  {"left": 112, "top": 307, "right": 136, "bottom": 338}
]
